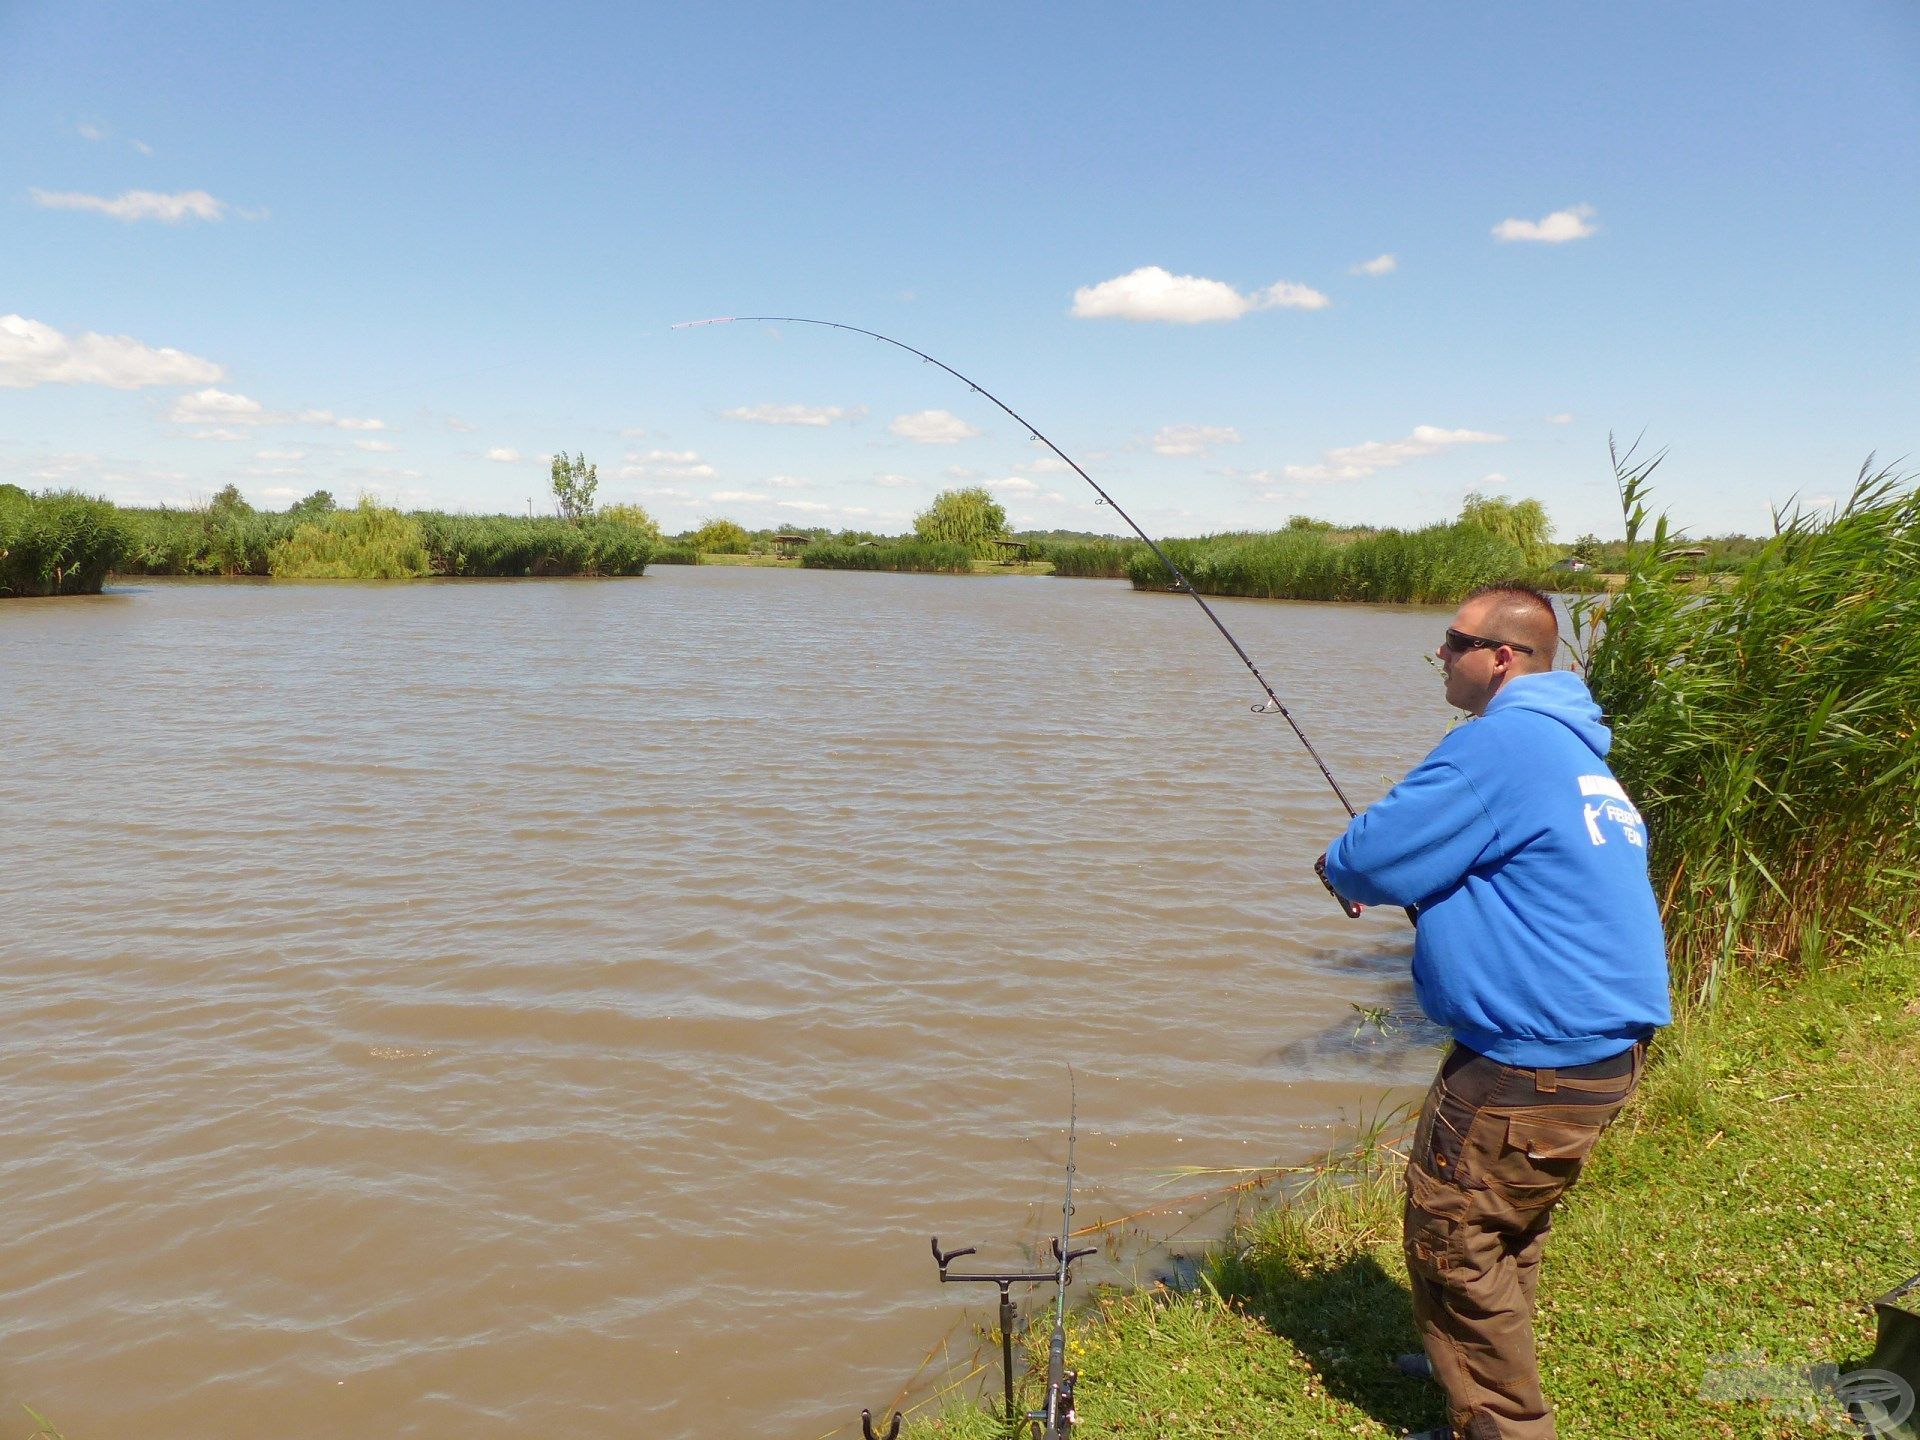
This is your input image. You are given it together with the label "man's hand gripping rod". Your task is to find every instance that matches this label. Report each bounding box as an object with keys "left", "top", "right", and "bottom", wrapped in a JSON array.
[{"left": 673, "top": 315, "right": 1406, "bottom": 925}]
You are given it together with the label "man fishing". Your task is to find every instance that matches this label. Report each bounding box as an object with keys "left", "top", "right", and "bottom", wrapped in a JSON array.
[{"left": 1320, "top": 581, "right": 1672, "bottom": 1440}]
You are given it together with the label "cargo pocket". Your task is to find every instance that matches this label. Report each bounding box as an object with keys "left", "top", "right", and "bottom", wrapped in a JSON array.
[
  {"left": 1482, "top": 1113, "right": 1606, "bottom": 1212},
  {"left": 1404, "top": 1159, "right": 1468, "bottom": 1279}
]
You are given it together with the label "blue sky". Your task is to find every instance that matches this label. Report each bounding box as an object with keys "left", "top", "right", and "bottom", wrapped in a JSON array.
[{"left": 3, "top": 1, "right": 1916, "bottom": 540}]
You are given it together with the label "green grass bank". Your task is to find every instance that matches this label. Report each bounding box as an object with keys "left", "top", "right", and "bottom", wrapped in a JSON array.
[{"left": 910, "top": 945, "right": 1919, "bottom": 1439}]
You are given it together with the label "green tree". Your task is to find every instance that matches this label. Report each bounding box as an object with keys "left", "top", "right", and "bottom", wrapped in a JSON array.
[
  {"left": 913, "top": 486, "right": 1008, "bottom": 560},
  {"left": 688, "top": 517, "right": 751, "bottom": 553},
  {"left": 289, "top": 489, "right": 337, "bottom": 520},
  {"left": 1571, "top": 532, "right": 1601, "bottom": 565},
  {"left": 599, "top": 502, "right": 662, "bottom": 543},
  {"left": 1460, "top": 491, "right": 1554, "bottom": 565},
  {"left": 209, "top": 483, "right": 254, "bottom": 517},
  {"left": 549, "top": 452, "right": 599, "bottom": 523}
]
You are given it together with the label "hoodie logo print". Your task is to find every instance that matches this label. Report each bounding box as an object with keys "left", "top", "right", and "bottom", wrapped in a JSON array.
[{"left": 1578, "top": 775, "right": 1645, "bottom": 848}]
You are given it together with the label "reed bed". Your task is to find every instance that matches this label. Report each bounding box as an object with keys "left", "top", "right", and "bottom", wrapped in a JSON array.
[
  {"left": 119, "top": 504, "right": 293, "bottom": 576},
  {"left": 1043, "top": 538, "right": 1142, "bottom": 578},
  {"left": 1123, "top": 523, "right": 1528, "bottom": 604},
  {"left": 800, "top": 538, "right": 976, "bottom": 574},
  {"left": 0, "top": 488, "right": 131, "bottom": 596},
  {"left": 1576, "top": 449, "right": 1920, "bottom": 1003}
]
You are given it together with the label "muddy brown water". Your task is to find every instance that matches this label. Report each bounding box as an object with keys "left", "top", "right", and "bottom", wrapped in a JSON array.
[{"left": 1, "top": 568, "right": 1465, "bottom": 1438}]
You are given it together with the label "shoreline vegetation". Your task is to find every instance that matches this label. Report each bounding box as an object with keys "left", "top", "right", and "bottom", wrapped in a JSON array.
[
  {"left": 6, "top": 463, "right": 1778, "bottom": 602},
  {"left": 900, "top": 453, "right": 1920, "bottom": 1438}
]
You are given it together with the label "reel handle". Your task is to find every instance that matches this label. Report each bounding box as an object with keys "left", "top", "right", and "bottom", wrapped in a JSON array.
[{"left": 1315, "top": 854, "right": 1363, "bottom": 919}]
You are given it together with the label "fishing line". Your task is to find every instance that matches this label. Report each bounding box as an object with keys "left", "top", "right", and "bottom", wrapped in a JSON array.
[{"left": 672, "top": 314, "right": 1362, "bottom": 819}]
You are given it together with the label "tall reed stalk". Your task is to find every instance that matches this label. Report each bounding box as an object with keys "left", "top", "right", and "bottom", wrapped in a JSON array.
[{"left": 1574, "top": 445, "right": 1920, "bottom": 1004}]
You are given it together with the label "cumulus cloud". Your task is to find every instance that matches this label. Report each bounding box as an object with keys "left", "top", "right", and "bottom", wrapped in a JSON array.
[
  {"left": 77, "top": 121, "right": 108, "bottom": 141},
  {"left": 355, "top": 439, "right": 397, "bottom": 453},
  {"left": 1274, "top": 425, "right": 1507, "bottom": 485},
  {"left": 167, "top": 387, "right": 385, "bottom": 431},
  {"left": 30, "top": 188, "right": 229, "bottom": 223},
  {"left": 723, "top": 402, "right": 864, "bottom": 427},
  {"left": 1152, "top": 423, "right": 1242, "bottom": 457},
  {"left": 984, "top": 477, "right": 1039, "bottom": 495},
  {"left": 1, "top": 314, "right": 224, "bottom": 389},
  {"left": 445, "top": 415, "right": 477, "bottom": 433},
  {"left": 1071, "top": 265, "right": 1329, "bottom": 323},
  {"left": 765, "top": 474, "right": 808, "bottom": 488},
  {"left": 890, "top": 409, "right": 981, "bottom": 444},
  {"left": 710, "top": 490, "right": 766, "bottom": 503},
  {"left": 1547, "top": 412, "right": 1574, "bottom": 425},
  {"left": 619, "top": 426, "right": 648, "bottom": 439},
  {"left": 625, "top": 448, "right": 717, "bottom": 480},
  {"left": 775, "top": 499, "right": 833, "bottom": 513},
  {"left": 1480, "top": 472, "right": 1511, "bottom": 487},
  {"left": 1492, "top": 204, "right": 1597, "bottom": 244},
  {"left": 871, "top": 473, "right": 918, "bottom": 488},
  {"left": 1351, "top": 253, "right": 1398, "bottom": 276},
  {"left": 486, "top": 447, "right": 522, "bottom": 463},
  {"left": 255, "top": 449, "right": 305, "bottom": 462}
]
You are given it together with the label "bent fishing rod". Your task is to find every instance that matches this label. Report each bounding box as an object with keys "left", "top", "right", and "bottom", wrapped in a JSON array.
[{"left": 674, "top": 315, "right": 1403, "bottom": 923}]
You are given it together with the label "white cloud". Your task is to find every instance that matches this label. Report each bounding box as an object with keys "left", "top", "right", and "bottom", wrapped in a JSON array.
[
  {"left": 1071, "top": 265, "right": 1330, "bottom": 323},
  {"left": 1351, "top": 253, "right": 1398, "bottom": 276},
  {"left": 872, "top": 473, "right": 918, "bottom": 488},
  {"left": 890, "top": 409, "right": 981, "bottom": 444},
  {"left": 445, "top": 415, "right": 477, "bottom": 433},
  {"left": 170, "top": 388, "right": 263, "bottom": 423},
  {"left": 166, "top": 388, "right": 386, "bottom": 433},
  {"left": 1152, "top": 423, "right": 1242, "bottom": 457},
  {"left": 723, "top": 402, "right": 864, "bottom": 427},
  {"left": 624, "top": 448, "right": 717, "bottom": 480},
  {"left": 486, "top": 447, "right": 522, "bottom": 463},
  {"left": 185, "top": 427, "right": 249, "bottom": 442},
  {"left": 131, "top": 139, "right": 154, "bottom": 156},
  {"left": 1016, "top": 454, "right": 1073, "bottom": 474},
  {"left": 355, "top": 439, "right": 398, "bottom": 453},
  {"left": 710, "top": 489, "right": 767, "bottom": 503},
  {"left": 775, "top": 499, "right": 834, "bottom": 513},
  {"left": 619, "top": 426, "right": 648, "bottom": 439},
  {"left": 1492, "top": 204, "right": 1598, "bottom": 244},
  {"left": 1480, "top": 472, "right": 1511, "bottom": 487},
  {"left": 1274, "top": 425, "right": 1507, "bottom": 485},
  {"left": 30, "top": 188, "right": 229, "bottom": 223},
  {"left": 1, "top": 314, "right": 224, "bottom": 389},
  {"left": 256, "top": 449, "right": 305, "bottom": 461},
  {"left": 765, "top": 474, "right": 808, "bottom": 488},
  {"left": 985, "top": 476, "right": 1039, "bottom": 495},
  {"left": 1547, "top": 412, "right": 1574, "bottom": 425},
  {"left": 77, "top": 121, "right": 108, "bottom": 142}
]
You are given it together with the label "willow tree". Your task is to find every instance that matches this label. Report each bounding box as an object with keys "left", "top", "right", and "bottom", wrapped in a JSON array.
[
  {"left": 1460, "top": 491, "right": 1554, "bottom": 566},
  {"left": 913, "top": 486, "right": 1008, "bottom": 560}
]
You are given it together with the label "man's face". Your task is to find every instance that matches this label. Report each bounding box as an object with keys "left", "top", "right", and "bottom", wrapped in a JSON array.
[{"left": 1437, "top": 596, "right": 1512, "bottom": 716}]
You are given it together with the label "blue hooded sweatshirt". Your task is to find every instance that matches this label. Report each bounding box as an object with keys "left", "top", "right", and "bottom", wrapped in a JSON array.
[{"left": 1323, "top": 670, "right": 1672, "bottom": 1066}]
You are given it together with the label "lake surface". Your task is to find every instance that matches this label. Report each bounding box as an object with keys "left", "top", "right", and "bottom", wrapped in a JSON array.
[{"left": 1, "top": 568, "right": 1459, "bottom": 1439}]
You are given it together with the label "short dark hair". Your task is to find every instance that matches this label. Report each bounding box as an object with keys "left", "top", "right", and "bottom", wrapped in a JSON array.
[{"left": 1466, "top": 581, "right": 1559, "bottom": 665}]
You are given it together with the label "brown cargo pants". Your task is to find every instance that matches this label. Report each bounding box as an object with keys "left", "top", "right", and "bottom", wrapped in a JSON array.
[{"left": 1403, "top": 1038, "right": 1646, "bottom": 1440}]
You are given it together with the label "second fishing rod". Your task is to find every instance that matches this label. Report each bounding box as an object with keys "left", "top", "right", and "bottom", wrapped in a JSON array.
[{"left": 675, "top": 314, "right": 1410, "bottom": 925}]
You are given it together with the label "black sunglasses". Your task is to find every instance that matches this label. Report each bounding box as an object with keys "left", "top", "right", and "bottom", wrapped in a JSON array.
[{"left": 1442, "top": 627, "right": 1536, "bottom": 656}]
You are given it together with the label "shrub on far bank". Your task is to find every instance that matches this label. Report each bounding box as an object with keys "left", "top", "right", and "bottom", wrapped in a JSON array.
[
  {"left": 687, "top": 518, "right": 752, "bottom": 554},
  {"left": 0, "top": 489, "right": 131, "bottom": 597},
  {"left": 268, "top": 498, "right": 432, "bottom": 579}
]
